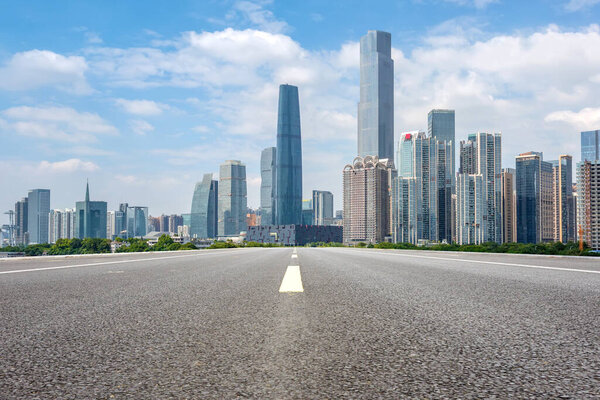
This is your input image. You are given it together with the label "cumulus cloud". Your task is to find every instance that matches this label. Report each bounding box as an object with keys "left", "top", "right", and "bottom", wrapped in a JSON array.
[
  {"left": 129, "top": 120, "right": 154, "bottom": 135},
  {"left": 38, "top": 159, "right": 99, "bottom": 173},
  {"left": 1, "top": 106, "right": 117, "bottom": 142},
  {"left": 545, "top": 107, "right": 600, "bottom": 130},
  {"left": 0, "top": 50, "right": 91, "bottom": 94},
  {"left": 115, "top": 98, "right": 168, "bottom": 115},
  {"left": 229, "top": 1, "right": 289, "bottom": 33}
]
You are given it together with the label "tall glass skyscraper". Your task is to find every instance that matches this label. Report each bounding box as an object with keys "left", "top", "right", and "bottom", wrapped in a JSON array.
[
  {"left": 276, "top": 84, "right": 303, "bottom": 225},
  {"left": 74, "top": 183, "right": 107, "bottom": 239},
  {"left": 126, "top": 206, "right": 148, "bottom": 238},
  {"left": 190, "top": 173, "right": 218, "bottom": 238},
  {"left": 219, "top": 160, "right": 247, "bottom": 236},
  {"left": 428, "top": 109, "right": 455, "bottom": 185},
  {"left": 358, "top": 30, "right": 394, "bottom": 160},
  {"left": 581, "top": 130, "right": 599, "bottom": 162},
  {"left": 27, "top": 188, "right": 50, "bottom": 244},
  {"left": 260, "top": 147, "right": 276, "bottom": 226}
]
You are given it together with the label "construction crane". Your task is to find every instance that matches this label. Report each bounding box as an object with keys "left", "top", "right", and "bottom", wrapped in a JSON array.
[{"left": 3, "top": 210, "right": 15, "bottom": 247}]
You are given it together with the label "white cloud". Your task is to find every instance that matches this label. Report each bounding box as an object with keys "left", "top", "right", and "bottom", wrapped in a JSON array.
[
  {"left": 545, "top": 107, "right": 600, "bottom": 130},
  {"left": 0, "top": 50, "right": 91, "bottom": 94},
  {"left": 229, "top": 1, "right": 289, "bottom": 33},
  {"left": 115, "top": 98, "right": 168, "bottom": 115},
  {"left": 129, "top": 119, "right": 154, "bottom": 135},
  {"left": 1, "top": 106, "right": 117, "bottom": 142},
  {"left": 38, "top": 159, "right": 99, "bottom": 173},
  {"left": 441, "top": 0, "right": 498, "bottom": 8},
  {"left": 565, "top": 0, "right": 600, "bottom": 11},
  {"left": 85, "top": 32, "right": 103, "bottom": 44}
]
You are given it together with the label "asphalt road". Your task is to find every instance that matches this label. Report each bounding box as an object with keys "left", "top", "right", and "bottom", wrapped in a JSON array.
[{"left": 1, "top": 248, "right": 600, "bottom": 399}]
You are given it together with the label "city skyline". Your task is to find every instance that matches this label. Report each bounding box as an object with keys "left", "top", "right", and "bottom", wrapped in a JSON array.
[{"left": 2, "top": 1, "right": 600, "bottom": 225}]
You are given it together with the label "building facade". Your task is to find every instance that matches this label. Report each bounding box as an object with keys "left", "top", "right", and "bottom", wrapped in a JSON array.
[
  {"left": 312, "top": 190, "right": 334, "bottom": 226},
  {"left": 276, "top": 84, "right": 303, "bottom": 225},
  {"left": 191, "top": 173, "right": 218, "bottom": 239},
  {"left": 358, "top": 30, "right": 394, "bottom": 160},
  {"left": 27, "top": 189, "right": 51, "bottom": 244},
  {"left": 551, "top": 155, "right": 576, "bottom": 243},
  {"left": 456, "top": 174, "right": 485, "bottom": 245},
  {"left": 515, "top": 152, "right": 554, "bottom": 244},
  {"left": 218, "top": 160, "right": 247, "bottom": 236},
  {"left": 74, "top": 183, "right": 107, "bottom": 239},
  {"left": 14, "top": 197, "right": 28, "bottom": 245},
  {"left": 501, "top": 168, "right": 517, "bottom": 243},
  {"left": 126, "top": 206, "right": 149, "bottom": 238},
  {"left": 343, "top": 156, "right": 395, "bottom": 245},
  {"left": 260, "top": 147, "right": 277, "bottom": 226},
  {"left": 428, "top": 109, "right": 456, "bottom": 191},
  {"left": 577, "top": 160, "right": 600, "bottom": 249},
  {"left": 581, "top": 130, "right": 599, "bottom": 162}
]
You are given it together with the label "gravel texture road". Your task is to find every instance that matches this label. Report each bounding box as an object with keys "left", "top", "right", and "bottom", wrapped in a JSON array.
[{"left": 1, "top": 247, "right": 599, "bottom": 399}]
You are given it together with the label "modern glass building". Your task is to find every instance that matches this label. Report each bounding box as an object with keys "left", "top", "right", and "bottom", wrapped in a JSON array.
[
  {"left": 126, "top": 206, "right": 149, "bottom": 238},
  {"left": 581, "top": 130, "right": 599, "bottom": 162},
  {"left": 550, "top": 155, "right": 576, "bottom": 243},
  {"left": 515, "top": 152, "right": 554, "bottom": 244},
  {"left": 312, "top": 190, "right": 334, "bottom": 226},
  {"left": 190, "top": 173, "right": 218, "bottom": 239},
  {"left": 358, "top": 30, "right": 394, "bottom": 160},
  {"left": 218, "top": 160, "right": 247, "bottom": 236},
  {"left": 276, "top": 84, "right": 303, "bottom": 225},
  {"left": 27, "top": 189, "right": 50, "bottom": 244},
  {"left": 260, "top": 147, "right": 277, "bottom": 226},
  {"left": 74, "top": 183, "right": 107, "bottom": 239},
  {"left": 428, "top": 109, "right": 456, "bottom": 211},
  {"left": 14, "top": 197, "right": 28, "bottom": 245}
]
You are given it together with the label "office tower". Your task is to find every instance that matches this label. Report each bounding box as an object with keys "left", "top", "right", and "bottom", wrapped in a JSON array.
[
  {"left": 576, "top": 161, "right": 600, "bottom": 249},
  {"left": 75, "top": 182, "right": 108, "bottom": 239},
  {"left": 27, "top": 189, "right": 50, "bottom": 244},
  {"left": 358, "top": 30, "right": 394, "bottom": 160},
  {"left": 456, "top": 132, "right": 502, "bottom": 244},
  {"left": 159, "top": 215, "right": 169, "bottom": 232},
  {"left": 191, "top": 173, "right": 219, "bottom": 239},
  {"left": 219, "top": 160, "right": 247, "bottom": 236},
  {"left": 126, "top": 206, "right": 149, "bottom": 238},
  {"left": 501, "top": 168, "right": 517, "bottom": 243},
  {"left": 312, "top": 190, "right": 334, "bottom": 226},
  {"left": 456, "top": 174, "right": 485, "bottom": 245},
  {"left": 551, "top": 155, "right": 576, "bottom": 243},
  {"left": 168, "top": 214, "right": 183, "bottom": 235},
  {"left": 107, "top": 210, "right": 115, "bottom": 240},
  {"left": 48, "top": 209, "right": 62, "bottom": 243},
  {"left": 276, "top": 84, "right": 303, "bottom": 225},
  {"left": 61, "top": 208, "right": 75, "bottom": 239},
  {"left": 343, "top": 156, "right": 395, "bottom": 244},
  {"left": 394, "top": 132, "right": 452, "bottom": 244},
  {"left": 148, "top": 216, "right": 160, "bottom": 232},
  {"left": 515, "top": 152, "right": 554, "bottom": 244},
  {"left": 302, "top": 199, "right": 313, "bottom": 226},
  {"left": 260, "top": 147, "right": 277, "bottom": 226},
  {"left": 428, "top": 109, "right": 456, "bottom": 193},
  {"left": 581, "top": 130, "right": 600, "bottom": 162},
  {"left": 14, "top": 197, "right": 28, "bottom": 245}
]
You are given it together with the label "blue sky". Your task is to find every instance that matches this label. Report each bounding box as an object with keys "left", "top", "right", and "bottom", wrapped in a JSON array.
[{"left": 1, "top": 0, "right": 600, "bottom": 224}]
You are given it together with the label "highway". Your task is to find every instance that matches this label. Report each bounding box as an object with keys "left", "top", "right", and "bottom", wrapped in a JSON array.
[{"left": 1, "top": 247, "right": 599, "bottom": 398}]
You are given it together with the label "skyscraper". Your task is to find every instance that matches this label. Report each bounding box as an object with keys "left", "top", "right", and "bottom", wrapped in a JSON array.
[
  {"left": 515, "top": 152, "right": 554, "bottom": 244},
  {"left": 312, "top": 190, "right": 334, "bottom": 226},
  {"left": 14, "top": 197, "right": 28, "bottom": 245},
  {"left": 581, "top": 130, "right": 599, "bottom": 162},
  {"left": 48, "top": 209, "right": 62, "bottom": 244},
  {"left": 576, "top": 160, "right": 600, "bottom": 249},
  {"left": 457, "top": 132, "right": 502, "bottom": 244},
  {"left": 358, "top": 30, "right": 394, "bottom": 160},
  {"left": 219, "top": 160, "right": 247, "bottom": 236},
  {"left": 428, "top": 109, "right": 455, "bottom": 178},
  {"left": 501, "top": 168, "right": 517, "bottom": 243},
  {"left": 74, "top": 182, "right": 107, "bottom": 239},
  {"left": 260, "top": 147, "right": 277, "bottom": 226},
  {"left": 551, "top": 155, "right": 576, "bottom": 243},
  {"left": 456, "top": 174, "right": 485, "bottom": 245},
  {"left": 275, "top": 84, "right": 302, "bottom": 225},
  {"left": 126, "top": 206, "right": 149, "bottom": 238},
  {"left": 190, "top": 173, "right": 219, "bottom": 239},
  {"left": 343, "top": 156, "right": 395, "bottom": 244},
  {"left": 27, "top": 189, "right": 50, "bottom": 244}
]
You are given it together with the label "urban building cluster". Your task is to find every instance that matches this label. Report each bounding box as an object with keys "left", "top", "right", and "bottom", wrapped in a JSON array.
[
  {"left": 342, "top": 30, "right": 599, "bottom": 250},
  {"left": 2, "top": 30, "right": 599, "bottom": 250}
]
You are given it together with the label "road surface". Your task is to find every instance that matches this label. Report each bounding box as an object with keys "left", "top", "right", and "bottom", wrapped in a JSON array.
[{"left": 1, "top": 248, "right": 599, "bottom": 398}]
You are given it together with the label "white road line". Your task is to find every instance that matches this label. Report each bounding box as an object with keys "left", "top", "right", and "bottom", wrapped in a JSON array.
[
  {"left": 279, "top": 265, "right": 304, "bottom": 293},
  {"left": 291, "top": 254, "right": 298, "bottom": 259},
  {"left": 0, "top": 250, "right": 248, "bottom": 275},
  {"left": 351, "top": 249, "right": 600, "bottom": 275}
]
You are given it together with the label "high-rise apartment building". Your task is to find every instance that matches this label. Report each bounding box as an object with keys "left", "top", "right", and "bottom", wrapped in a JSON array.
[
  {"left": 581, "top": 130, "right": 599, "bottom": 162},
  {"left": 61, "top": 209, "right": 75, "bottom": 240},
  {"left": 107, "top": 210, "right": 116, "bottom": 240},
  {"left": 48, "top": 209, "right": 62, "bottom": 244},
  {"left": 456, "top": 173, "right": 485, "bottom": 245},
  {"left": 276, "top": 84, "right": 303, "bottom": 225},
  {"left": 191, "top": 173, "right": 219, "bottom": 239},
  {"left": 158, "top": 215, "right": 169, "bottom": 233},
  {"left": 358, "top": 31, "right": 394, "bottom": 160},
  {"left": 74, "top": 183, "right": 107, "bottom": 239},
  {"left": 168, "top": 215, "right": 183, "bottom": 235},
  {"left": 456, "top": 132, "right": 502, "bottom": 244},
  {"left": 27, "top": 189, "right": 50, "bottom": 244},
  {"left": 393, "top": 131, "right": 452, "bottom": 244},
  {"left": 260, "top": 147, "right": 277, "bottom": 226},
  {"left": 343, "top": 156, "right": 395, "bottom": 244},
  {"left": 515, "top": 152, "right": 554, "bottom": 244},
  {"left": 577, "top": 160, "right": 600, "bottom": 249},
  {"left": 14, "top": 197, "right": 28, "bottom": 245},
  {"left": 501, "top": 168, "right": 517, "bottom": 243},
  {"left": 551, "top": 155, "right": 576, "bottom": 243},
  {"left": 219, "top": 160, "right": 247, "bottom": 236},
  {"left": 312, "top": 190, "right": 334, "bottom": 226}
]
